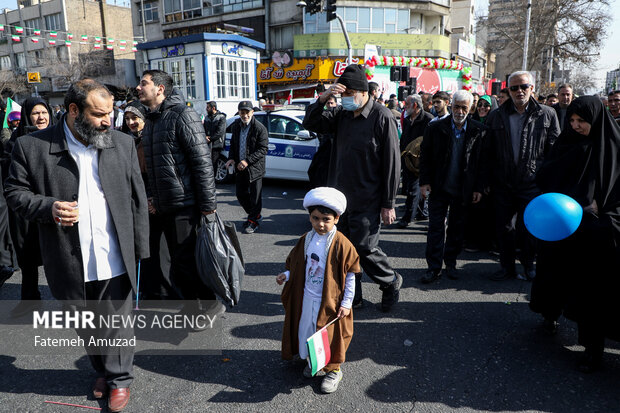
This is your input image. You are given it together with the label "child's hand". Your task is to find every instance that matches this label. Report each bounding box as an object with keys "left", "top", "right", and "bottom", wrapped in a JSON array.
[
  {"left": 276, "top": 273, "right": 287, "bottom": 285},
  {"left": 336, "top": 307, "right": 350, "bottom": 319}
]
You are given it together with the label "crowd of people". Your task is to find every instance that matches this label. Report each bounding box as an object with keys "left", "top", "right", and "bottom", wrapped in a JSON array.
[{"left": 0, "top": 66, "right": 617, "bottom": 407}]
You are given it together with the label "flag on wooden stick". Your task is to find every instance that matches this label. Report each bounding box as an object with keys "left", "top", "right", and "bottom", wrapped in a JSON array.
[{"left": 306, "top": 317, "right": 339, "bottom": 376}]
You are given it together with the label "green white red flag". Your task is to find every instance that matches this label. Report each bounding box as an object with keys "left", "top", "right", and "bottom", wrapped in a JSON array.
[
  {"left": 306, "top": 317, "right": 339, "bottom": 376},
  {"left": 49, "top": 31, "right": 57, "bottom": 38},
  {"left": 287, "top": 89, "right": 293, "bottom": 104}
]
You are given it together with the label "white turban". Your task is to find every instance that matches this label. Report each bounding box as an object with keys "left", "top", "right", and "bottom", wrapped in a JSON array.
[{"left": 303, "top": 187, "right": 347, "bottom": 216}]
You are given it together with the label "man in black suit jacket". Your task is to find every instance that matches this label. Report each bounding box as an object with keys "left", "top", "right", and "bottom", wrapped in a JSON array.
[
  {"left": 419, "top": 90, "right": 486, "bottom": 283},
  {"left": 551, "top": 83, "right": 573, "bottom": 131},
  {"left": 5, "top": 79, "right": 149, "bottom": 413}
]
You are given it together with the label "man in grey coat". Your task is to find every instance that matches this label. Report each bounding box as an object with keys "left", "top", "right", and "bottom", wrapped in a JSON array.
[{"left": 4, "top": 79, "right": 149, "bottom": 413}]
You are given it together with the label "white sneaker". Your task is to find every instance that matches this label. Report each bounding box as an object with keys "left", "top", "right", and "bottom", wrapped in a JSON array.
[{"left": 320, "top": 369, "right": 343, "bottom": 393}]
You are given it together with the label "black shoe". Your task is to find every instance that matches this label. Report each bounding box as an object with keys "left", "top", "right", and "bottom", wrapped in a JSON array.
[
  {"left": 0, "top": 266, "right": 14, "bottom": 289},
  {"left": 10, "top": 300, "right": 43, "bottom": 319},
  {"left": 380, "top": 273, "right": 402, "bottom": 312},
  {"left": 396, "top": 220, "right": 411, "bottom": 229},
  {"left": 444, "top": 266, "right": 459, "bottom": 280},
  {"left": 421, "top": 269, "right": 441, "bottom": 284},
  {"left": 542, "top": 318, "right": 559, "bottom": 335},
  {"left": 489, "top": 268, "right": 516, "bottom": 281},
  {"left": 577, "top": 349, "right": 602, "bottom": 373},
  {"left": 524, "top": 267, "right": 536, "bottom": 281}
]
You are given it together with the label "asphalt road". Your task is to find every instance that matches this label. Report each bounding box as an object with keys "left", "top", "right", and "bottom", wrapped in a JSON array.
[{"left": 1, "top": 180, "right": 619, "bottom": 413}]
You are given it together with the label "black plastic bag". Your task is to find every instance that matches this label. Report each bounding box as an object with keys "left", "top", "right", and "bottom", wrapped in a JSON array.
[{"left": 195, "top": 213, "right": 244, "bottom": 306}]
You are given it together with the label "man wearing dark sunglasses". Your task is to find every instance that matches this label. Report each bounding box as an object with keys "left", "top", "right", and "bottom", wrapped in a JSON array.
[{"left": 483, "top": 71, "right": 560, "bottom": 282}]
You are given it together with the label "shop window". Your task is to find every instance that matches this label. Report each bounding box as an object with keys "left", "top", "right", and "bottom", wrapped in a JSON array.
[
  {"left": 0, "top": 56, "right": 11, "bottom": 70},
  {"left": 152, "top": 57, "right": 197, "bottom": 100},
  {"left": 185, "top": 57, "right": 196, "bottom": 99},
  {"left": 305, "top": 6, "right": 410, "bottom": 35}
]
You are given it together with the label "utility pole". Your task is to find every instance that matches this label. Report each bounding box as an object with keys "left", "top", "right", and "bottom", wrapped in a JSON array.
[{"left": 522, "top": 0, "right": 532, "bottom": 70}]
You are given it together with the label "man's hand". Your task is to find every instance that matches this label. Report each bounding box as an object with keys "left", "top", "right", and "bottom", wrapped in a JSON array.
[
  {"left": 336, "top": 306, "right": 351, "bottom": 319},
  {"left": 201, "top": 210, "right": 216, "bottom": 215},
  {"left": 52, "top": 201, "right": 79, "bottom": 227},
  {"left": 237, "top": 160, "right": 249, "bottom": 171},
  {"left": 225, "top": 159, "right": 235, "bottom": 169},
  {"left": 420, "top": 184, "right": 431, "bottom": 199},
  {"left": 147, "top": 198, "right": 157, "bottom": 215},
  {"left": 472, "top": 192, "right": 482, "bottom": 204},
  {"left": 319, "top": 83, "right": 346, "bottom": 104},
  {"left": 381, "top": 208, "right": 396, "bottom": 225},
  {"left": 276, "top": 273, "right": 287, "bottom": 285},
  {"left": 206, "top": 136, "right": 211, "bottom": 143}
]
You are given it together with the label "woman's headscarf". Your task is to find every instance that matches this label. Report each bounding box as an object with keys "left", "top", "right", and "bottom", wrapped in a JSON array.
[
  {"left": 537, "top": 95, "right": 620, "bottom": 241},
  {"left": 13, "top": 97, "right": 55, "bottom": 139}
]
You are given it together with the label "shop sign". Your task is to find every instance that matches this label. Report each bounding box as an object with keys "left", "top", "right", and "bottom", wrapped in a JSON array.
[
  {"left": 332, "top": 57, "right": 361, "bottom": 77},
  {"left": 258, "top": 59, "right": 320, "bottom": 82},
  {"left": 161, "top": 44, "right": 185, "bottom": 58}
]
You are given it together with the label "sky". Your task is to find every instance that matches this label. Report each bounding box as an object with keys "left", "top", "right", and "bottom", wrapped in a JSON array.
[{"left": 0, "top": 0, "right": 618, "bottom": 89}]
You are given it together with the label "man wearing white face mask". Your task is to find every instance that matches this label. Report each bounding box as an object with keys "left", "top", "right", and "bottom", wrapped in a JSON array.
[
  {"left": 418, "top": 90, "right": 486, "bottom": 283},
  {"left": 303, "top": 65, "right": 402, "bottom": 312}
]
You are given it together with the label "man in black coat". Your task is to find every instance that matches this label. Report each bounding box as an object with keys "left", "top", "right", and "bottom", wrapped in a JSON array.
[
  {"left": 303, "top": 64, "right": 402, "bottom": 312},
  {"left": 5, "top": 79, "right": 149, "bottom": 412},
  {"left": 225, "top": 100, "right": 269, "bottom": 234},
  {"left": 484, "top": 71, "right": 560, "bottom": 281},
  {"left": 204, "top": 100, "right": 226, "bottom": 171},
  {"left": 551, "top": 83, "right": 573, "bottom": 131},
  {"left": 419, "top": 90, "right": 486, "bottom": 283},
  {"left": 136, "top": 69, "right": 219, "bottom": 313},
  {"left": 398, "top": 93, "right": 433, "bottom": 228}
]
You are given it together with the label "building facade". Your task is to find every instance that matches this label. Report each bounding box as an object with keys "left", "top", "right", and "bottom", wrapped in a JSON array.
[{"left": 0, "top": 0, "right": 135, "bottom": 103}]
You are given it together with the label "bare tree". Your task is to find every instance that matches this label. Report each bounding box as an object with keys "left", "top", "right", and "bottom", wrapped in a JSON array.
[
  {"left": 0, "top": 70, "right": 29, "bottom": 97},
  {"left": 480, "top": 0, "right": 611, "bottom": 78}
]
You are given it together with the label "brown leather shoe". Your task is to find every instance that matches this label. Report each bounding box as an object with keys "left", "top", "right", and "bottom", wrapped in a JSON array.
[
  {"left": 92, "top": 377, "right": 107, "bottom": 399},
  {"left": 108, "top": 387, "right": 130, "bottom": 412}
]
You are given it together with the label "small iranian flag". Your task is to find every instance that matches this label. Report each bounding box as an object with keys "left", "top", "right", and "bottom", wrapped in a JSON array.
[
  {"left": 49, "top": 31, "right": 57, "bottom": 38},
  {"left": 65, "top": 40, "right": 71, "bottom": 47},
  {"left": 119, "top": 45, "right": 126, "bottom": 51},
  {"left": 132, "top": 40, "right": 138, "bottom": 46},
  {"left": 120, "top": 40, "right": 127, "bottom": 46},
  {"left": 132, "top": 46, "right": 137, "bottom": 52},
  {"left": 49, "top": 39, "right": 56, "bottom": 45},
  {"left": 306, "top": 317, "right": 339, "bottom": 376},
  {"left": 67, "top": 33, "right": 73, "bottom": 39},
  {"left": 80, "top": 34, "right": 88, "bottom": 43},
  {"left": 31, "top": 37, "right": 39, "bottom": 43},
  {"left": 107, "top": 37, "right": 114, "bottom": 44},
  {"left": 94, "top": 36, "right": 101, "bottom": 43},
  {"left": 313, "top": 90, "right": 319, "bottom": 99},
  {"left": 34, "top": 29, "right": 41, "bottom": 36},
  {"left": 0, "top": 24, "right": 4, "bottom": 31},
  {"left": 287, "top": 89, "right": 293, "bottom": 104},
  {"left": 106, "top": 44, "right": 113, "bottom": 50},
  {"left": 12, "top": 35, "right": 20, "bottom": 42},
  {"left": 15, "top": 26, "right": 23, "bottom": 34},
  {"left": 94, "top": 43, "right": 101, "bottom": 49}
]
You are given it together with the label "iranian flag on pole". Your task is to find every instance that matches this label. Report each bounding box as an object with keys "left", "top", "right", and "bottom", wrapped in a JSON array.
[
  {"left": 3, "top": 98, "right": 22, "bottom": 129},
  {"left": 287, "top": 89, "right": 293, "bottom": 104},
  {"left": 306, "top": 327, "right": 331, "bottom": 376}
]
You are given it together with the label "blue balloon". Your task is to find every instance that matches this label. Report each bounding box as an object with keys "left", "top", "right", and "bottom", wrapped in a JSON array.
[{"left": 524, "top": 193, "right": 583, "bottom": 241}]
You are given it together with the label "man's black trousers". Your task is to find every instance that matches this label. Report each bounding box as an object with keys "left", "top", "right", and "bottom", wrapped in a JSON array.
[
  {"left": 338, "top": 209, "right": 396, "bottom": 289},
  {"left": 493, "top": 190, "right": 537, "bottom": 272},
  {"left": 425, "top": 190, "right": 466, "bottom": 271},
  {"left": 235, "top": 170, "right": 262, "bottom": 222}
]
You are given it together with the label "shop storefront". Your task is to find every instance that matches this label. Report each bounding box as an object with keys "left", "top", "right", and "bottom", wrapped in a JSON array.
[{"left": 138, "top": 33, "right": 264, "bottom": 116}]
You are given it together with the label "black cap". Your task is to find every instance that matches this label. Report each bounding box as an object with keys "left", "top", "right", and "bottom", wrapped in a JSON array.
[
  {"left": 336, "top": 64, "right": 368, "bottom": 92},
  {"left": 238, "top": 101, "right": 253, "bottom": 111}
]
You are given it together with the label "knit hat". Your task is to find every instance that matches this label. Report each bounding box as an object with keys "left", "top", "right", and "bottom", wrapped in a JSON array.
[
  {"left": 124, "top": 101, "right": 147, "bottom": 121},
  {"left": 337, "top": 65, "right": 368, "bottom": 92},
  {"left": 303, "top": 187, "right": 347, "bottom": 216},
  {"left": 479, "top": 95, "right": 492, "bottom": 106}
]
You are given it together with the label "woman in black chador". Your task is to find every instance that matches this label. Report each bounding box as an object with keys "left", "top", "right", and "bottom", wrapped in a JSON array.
[{"left": 530, "top": 95, "right": 620, "bottom": 373}]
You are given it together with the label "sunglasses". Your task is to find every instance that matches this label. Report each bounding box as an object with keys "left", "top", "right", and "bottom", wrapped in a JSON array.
[{"left": 509, "top": 84, "right": 531, "bottom": 92}]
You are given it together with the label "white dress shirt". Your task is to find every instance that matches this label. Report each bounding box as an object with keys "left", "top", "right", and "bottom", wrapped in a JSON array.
[{"left": 64, "top": 121, "right": 127, "bottom": 282}]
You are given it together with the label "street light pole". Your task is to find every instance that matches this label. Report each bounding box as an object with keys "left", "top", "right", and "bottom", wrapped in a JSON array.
[
  {"left": 522, "top": 0, "right": 532, "bottom": 70},
  {"left": 334, "top": 13, "right": 352, "bottom": 65}
]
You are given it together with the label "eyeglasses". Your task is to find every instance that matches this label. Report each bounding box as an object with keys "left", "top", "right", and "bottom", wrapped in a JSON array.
[{"left": 509, "top": 84, "right": 531, "bottom": 92}]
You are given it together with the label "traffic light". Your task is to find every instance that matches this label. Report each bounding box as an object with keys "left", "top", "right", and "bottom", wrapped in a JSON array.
[
  {"left": 326, "top": 0, "right": 337, "bottom": 22},
  {"left": 306, "top": 0, "right": 322, "bottom": 15}
]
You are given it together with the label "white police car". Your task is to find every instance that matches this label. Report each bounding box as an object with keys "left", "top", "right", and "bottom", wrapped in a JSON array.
[{"left": 214, "top": 108, "right": 319, "bottom": 183}]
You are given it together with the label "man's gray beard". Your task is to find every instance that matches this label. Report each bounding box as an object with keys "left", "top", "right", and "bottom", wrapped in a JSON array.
[{"left": 74, "top": 112, "right": 112, "bottom": 149}]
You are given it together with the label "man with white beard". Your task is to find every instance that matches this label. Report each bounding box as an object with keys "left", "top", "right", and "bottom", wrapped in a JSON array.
[{"left": 418, "top": 90, "right": 487, "bottom": 283}]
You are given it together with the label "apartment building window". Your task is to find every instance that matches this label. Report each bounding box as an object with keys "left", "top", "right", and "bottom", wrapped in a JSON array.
[
  {"left": 305, "top": 7, "right": 409, "bottom": 34},
  {"left": 44, "top": 14, "right": 62, "bottom": 31},
  {"left": 271, "top": 24, "right": 301, "bottom": 50},
  {"left": 213, "top": 56, "right": 252, "bottom": 100},
  {"left": 138, "top": 1, "right": 159, "bottom": 23},
  {"left": 164, "top": 0, "right": 201, "bottom": 22},
  {"left": 0, "top": 56, "right": 11, "bottom": 70},
  {"left": 16, "top": 53, "right": 26, "bottom": 68},
  {"left": 24, "top": 18, "right": 41, "bottom": 36}
]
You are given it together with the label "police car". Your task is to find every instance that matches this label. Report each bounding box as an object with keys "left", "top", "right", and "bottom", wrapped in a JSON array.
[{"left": 214, "top": 108, "right": 319, "bottom": 183}]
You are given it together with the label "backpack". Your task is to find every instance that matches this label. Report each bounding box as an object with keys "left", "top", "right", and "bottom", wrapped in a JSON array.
[{"left": 401, "top": 136, "right": 424, "bottom": 176}]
